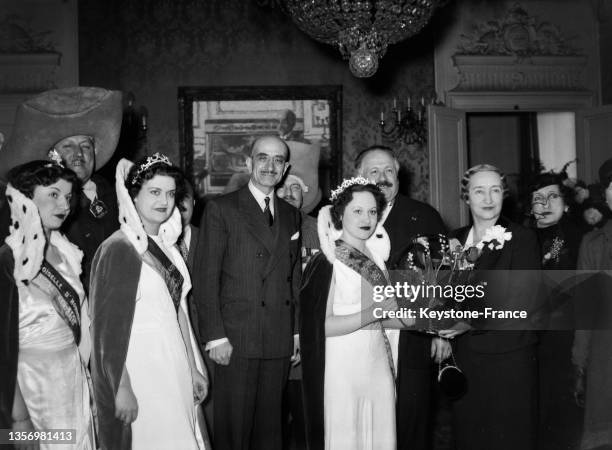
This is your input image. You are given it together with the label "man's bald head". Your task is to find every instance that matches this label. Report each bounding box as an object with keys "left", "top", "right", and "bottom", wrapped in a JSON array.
[
  {"left": 246, "top": 135, "right": 290, "bottom": 194},
  {"left": 250, "top": 135, "right": 290, "bottom": 160}
]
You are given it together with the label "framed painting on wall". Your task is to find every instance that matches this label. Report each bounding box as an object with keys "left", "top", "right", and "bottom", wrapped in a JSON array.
[{"left": 178, "top": 85, "right": 342, "bottom": 203}]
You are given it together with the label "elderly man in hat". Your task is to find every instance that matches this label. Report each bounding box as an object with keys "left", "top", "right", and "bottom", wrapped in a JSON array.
[
  {"left": 276, "top": 173, "right": 319, "bottom": 266},
  {"left": 0, "top": 87, "right": 122, "bottom": 286},
  {"left": 276, "top": 140, "right": 321, "bottom": 261},
  {"left": 274, "top": 142, "right": 321, "bottom": 450}
]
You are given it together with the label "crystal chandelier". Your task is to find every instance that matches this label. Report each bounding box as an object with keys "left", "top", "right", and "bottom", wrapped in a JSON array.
[{"left": 282, "top": 1, "right": 442, "bottom": 77}]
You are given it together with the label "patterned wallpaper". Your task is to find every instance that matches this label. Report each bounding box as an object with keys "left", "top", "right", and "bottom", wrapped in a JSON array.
[
  {"left": 79, "top": 0, "right": 436, "bottom": 201},
  {"left": 599, "top": 1, "right": 612, "bottom": 104}
]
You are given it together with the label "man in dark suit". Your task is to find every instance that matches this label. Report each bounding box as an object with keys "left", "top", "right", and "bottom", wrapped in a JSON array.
[
  {"left": 193, "top": 135, "right": 301, "bottom": 450},
  {"left": 177, "top": 178, "right": 199, "bottom": 272},
  {"left": 355, "top": 145, "right": 448, "bottom": 450}
]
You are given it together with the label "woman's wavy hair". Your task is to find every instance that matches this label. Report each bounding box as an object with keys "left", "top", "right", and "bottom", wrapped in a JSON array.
[
  {"left": 330, "top": 183, "right": 386, "bottom": 230},
  {"left": 7, "top": 160, "right": 80, "bottom": 208},
  {"left": 126, "top": 156, "right": 185, "bottom": 203},
  {"left": 460, "top": 164, "right": 508, "bottom": 201}
]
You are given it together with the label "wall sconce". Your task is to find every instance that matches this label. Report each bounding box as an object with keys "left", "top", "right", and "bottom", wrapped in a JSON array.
[
  {"left": 138, "top": 105, "right": 148, "bottom": 133},
  {"left": 379, "top": 95, "right": 436, "bottom": 146},
  {"left": 122, "top": 92, "right": 148, "bottom": 157}
]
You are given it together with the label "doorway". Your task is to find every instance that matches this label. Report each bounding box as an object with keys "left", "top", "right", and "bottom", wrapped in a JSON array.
[{"left": 466, "top": 111, "right": 577, "bottom": 223}]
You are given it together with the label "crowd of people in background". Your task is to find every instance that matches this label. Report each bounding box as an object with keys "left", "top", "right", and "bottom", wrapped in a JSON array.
[{"left": 0, "top": 86, "right": 611, "bottom": 450}]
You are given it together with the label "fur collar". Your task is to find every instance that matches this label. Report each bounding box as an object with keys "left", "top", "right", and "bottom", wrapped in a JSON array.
[
  {"left": 4, "top": 184, "right": 83, "bottom": 286},
  {"left": 115, "top": 159, "right": 182, "bottom": 255}
]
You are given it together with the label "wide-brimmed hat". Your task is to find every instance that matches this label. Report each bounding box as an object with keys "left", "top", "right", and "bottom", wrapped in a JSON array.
[
  {"left": 223, "top": 140, "right": 322, "bottom": 213},
  {"left": 0, "top": 87, "right": 122, "bottom": 179}
]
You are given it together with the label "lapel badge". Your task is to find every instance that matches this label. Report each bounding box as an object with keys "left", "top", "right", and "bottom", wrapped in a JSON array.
[{"left": 89, "top": 198, "right": 109, "bottom": 218}]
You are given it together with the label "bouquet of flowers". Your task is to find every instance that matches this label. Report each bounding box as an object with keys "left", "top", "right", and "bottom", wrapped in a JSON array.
[{"left": 393, "top": 234, "right": 478, "bottom": 333}]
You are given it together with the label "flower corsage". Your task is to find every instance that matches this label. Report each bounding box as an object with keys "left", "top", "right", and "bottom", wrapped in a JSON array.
[{"left": 476, "top": 225, "right": 512, "bottom": 251}]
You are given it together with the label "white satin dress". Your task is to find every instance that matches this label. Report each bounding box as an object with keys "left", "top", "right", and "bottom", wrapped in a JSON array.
[
  {"left": 324, "top": 251, "right": 396, "bottom": 450},
  {"left": 125, "top": 234, "right": 206, "bottom": 450},
  {"left": 17, "top": 250, "right": 94, "bottom": 450}
]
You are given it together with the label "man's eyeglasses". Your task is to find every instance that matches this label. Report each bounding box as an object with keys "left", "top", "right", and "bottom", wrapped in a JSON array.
[{"left": 532, "top": 192, "right": 562, "bottom": 206}]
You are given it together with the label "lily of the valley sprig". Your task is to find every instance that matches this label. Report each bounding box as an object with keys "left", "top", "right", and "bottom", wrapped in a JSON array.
[{"left": 406, "top": 234, "right": 474, "bottom": 285}]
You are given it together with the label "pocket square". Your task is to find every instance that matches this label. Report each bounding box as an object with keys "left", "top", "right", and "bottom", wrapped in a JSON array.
[{"left": 291, "top": 231, "right": 300, "bottom": 240}]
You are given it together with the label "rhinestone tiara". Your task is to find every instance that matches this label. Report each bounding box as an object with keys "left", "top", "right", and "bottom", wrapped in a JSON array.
[
  {"left": 330, "top": 176, "right": 375, "bottom": 201},
  {"left": 131, "top": 153, "right": 172, "bottom": 184}
]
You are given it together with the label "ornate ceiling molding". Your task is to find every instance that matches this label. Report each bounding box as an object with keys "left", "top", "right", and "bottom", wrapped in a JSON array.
[
  {"left": 452, "top": 54, "right": 587, "bottom": 91},
  {"left": 456, "top": 2, "right": 581, "bottom": 57},
  {"left": 451, "top": 3, "right": 587, "bottom": 92}
]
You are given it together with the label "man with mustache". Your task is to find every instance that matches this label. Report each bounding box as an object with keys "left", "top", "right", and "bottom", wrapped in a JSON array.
[
  {"left": 276, "top": 172, "right": 319, "bottom": 265},
  {"left": 275, "top": 141, "right": 322, "bottom": 449},
  {"left": 355, "top": 145, "right": 447, "bottom": 450},
  {"left": 0, "top": 87, "right": 122, "bottom": 287},
  {"left": 275, "top": 139, "right": 322, "bottom": 267},
  {"left": 193, "top": 135, "right": 301, "bottom": 450}
]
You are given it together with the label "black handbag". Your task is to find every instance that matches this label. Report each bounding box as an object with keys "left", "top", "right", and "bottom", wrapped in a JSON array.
[{"left": 438, "top": 348, "right": 467, "bottom": 400}]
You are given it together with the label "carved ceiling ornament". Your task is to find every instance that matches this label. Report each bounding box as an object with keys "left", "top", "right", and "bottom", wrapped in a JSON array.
[
  {"left": 457, "top": 2, "right": 581, "bottom": 57},
  {"left": 450, "top": 2, "right": 588, "bottom": 92}
]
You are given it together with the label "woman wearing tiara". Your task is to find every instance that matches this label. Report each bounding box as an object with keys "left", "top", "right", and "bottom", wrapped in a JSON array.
[
  {"left": 90, "top": 154, "right": 209, "bottom": 450},
  {"left": 301, "top": 178, "right": 413, "bottom": 450},
  {"left": 0, "top": 160, "right": 95, "bottom": 449}
]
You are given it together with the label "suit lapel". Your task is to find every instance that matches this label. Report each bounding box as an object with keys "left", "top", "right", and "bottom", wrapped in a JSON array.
[
  {"left": 384, "top": 196, "right": 404, "bottom": 242},
  {"left": 385, "top": 195, "right": 420, "bottom": 240},
  {"left": 262, "top": 196, "right": 290, "bottom": 278},
  {"left": 187, "top": 224, "right": 198, "bottom": 271},
  {"left": 475, "top": 243, "right": 504, "bottom": 270},
  {"left": 238, "top": 187, "right": 276, "bottom": 255}
]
